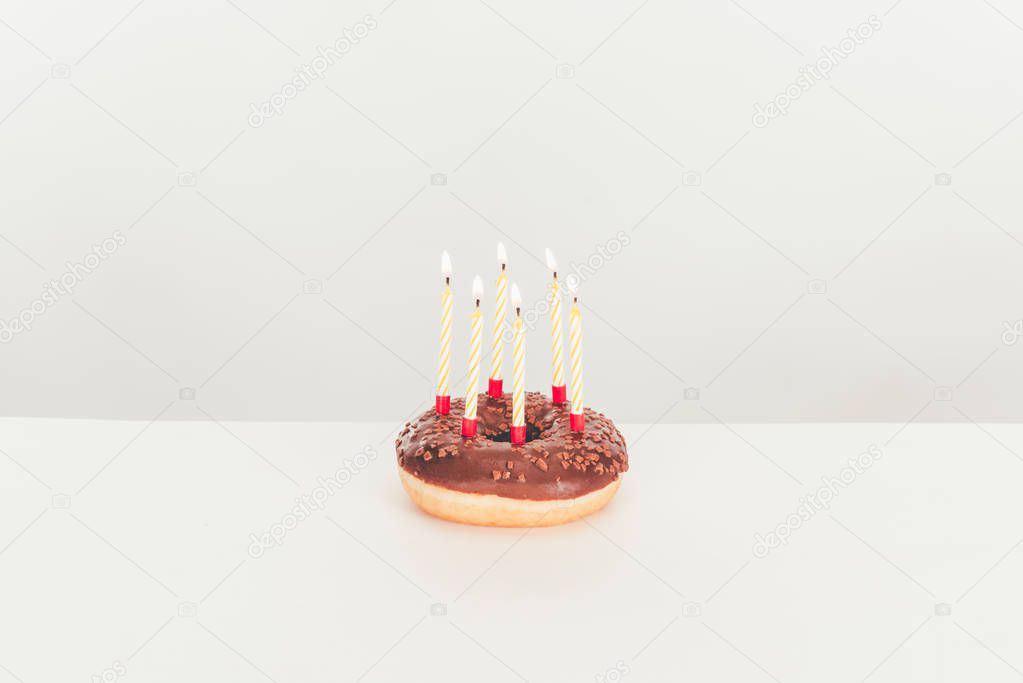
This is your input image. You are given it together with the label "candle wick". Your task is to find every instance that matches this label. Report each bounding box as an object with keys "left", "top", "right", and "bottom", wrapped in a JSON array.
[
  {"left": 445, "top": 277, "right": 450, "bottom": 286},
  {"left": 573, "top": 296, "right": 578, "bottom": 304},
  {"left": 516, "top": 307, "right": 521, "bottom": 316},
  {"left": 501, "top": 264, "right": 506, "bottom": 272}
]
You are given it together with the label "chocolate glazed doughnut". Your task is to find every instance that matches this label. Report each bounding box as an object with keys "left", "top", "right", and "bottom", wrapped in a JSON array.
[{"left": 395, "top": 391, "right": 628, "bottom": 527}]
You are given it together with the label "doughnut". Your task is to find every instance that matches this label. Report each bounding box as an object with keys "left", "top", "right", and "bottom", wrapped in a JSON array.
[{"left": 395, "top": 391, "right": 628, "bottom": 527}]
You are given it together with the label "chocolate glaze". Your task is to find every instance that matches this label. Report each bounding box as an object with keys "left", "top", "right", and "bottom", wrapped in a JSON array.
[{"left": 396, "top": 392, "right": 628, "bottom": 501}]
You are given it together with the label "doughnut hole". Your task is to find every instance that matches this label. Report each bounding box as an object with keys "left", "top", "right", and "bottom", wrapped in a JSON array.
[{"left": 487, "top": 423, "right": 543, "bottom": 443}]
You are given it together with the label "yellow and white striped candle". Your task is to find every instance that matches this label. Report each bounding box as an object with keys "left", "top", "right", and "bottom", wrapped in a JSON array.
[
  {"left": 490, "top": 243, "right": 508, "bottom": 392},
  {"left": 545, "top": 248, "right": 566, "bottom": 403},
  {"left": 568, "top": 280, "right": 584, "bottom": 423},
  {"left": 436, "top": 251, "right": 453, "bottom": 412},
  {"left": 464, "top": 276, "right": 484, "bottom": 423},
  {"left": 511, "top": 284, "right": 526, "bottom": 443}
]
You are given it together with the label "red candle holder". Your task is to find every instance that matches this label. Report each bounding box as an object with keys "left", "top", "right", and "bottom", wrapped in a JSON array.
[
  {"left": 461, "top": 416, "right": 478, "bottom": 438},
  {"left": 551, "top": 384, "right": 567, "bottom": 405},
  {"left": 488, "top": 378, "right": 503, "bottom": 398},
  {"left": 435, "top": 395, "right": 450, "bottom": 415},
  {"left": 570, "top": 412, "right": 585, "bottom": 432},
  {"left": 510, "top": 425, "right": 526, "bottom": 444}
]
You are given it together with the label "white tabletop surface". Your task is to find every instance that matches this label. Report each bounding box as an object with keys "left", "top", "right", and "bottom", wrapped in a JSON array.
[{"left": 1, "top": 417, "right": 1022, "bottom": 682}]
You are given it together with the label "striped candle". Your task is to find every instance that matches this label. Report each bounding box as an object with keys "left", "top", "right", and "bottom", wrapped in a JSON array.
[
  {"left": 489, "top": 243, "right": 508, "bottom": 398},
  {"left": 567, "top": 279, "right": 584, "bottom": 431},
  {"left": 545, "top": 248, "right": 566, "bottom": 404},
  {"left": 510, "top": 283, "right": 526, "bottom": 444},
  {"left": 436, "top": 251, "right": 453, "bottom": 414},
  {"left": 462, "top": 275, "right": 484, "bottom": 437}
]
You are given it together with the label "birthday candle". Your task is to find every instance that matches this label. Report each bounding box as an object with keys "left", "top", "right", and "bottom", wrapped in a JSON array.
[
  {"left": 545, "top": 248, "right": 566, "bottom": 404},
  {"left": 489, "top": 243, "right": 508, "bottom": 398},
  {"left": 511, "top": 283, "right": 526, "bottom": 444},
  {"left": 462, "top": 276, "right": 484, "bottom": 437},
  {"left": 567, "top": 279, "right": 584, "bottom": 432},
  {"left": 436, "top": 251, "right": 453, "bottom": 414}
]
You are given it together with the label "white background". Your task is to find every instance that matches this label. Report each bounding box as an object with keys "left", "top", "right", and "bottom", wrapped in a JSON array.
[
  {"left": 1, "top": 0, "right": 1021, "bottom": 423},
  {"left": 3, "top": 3, "right": 1023, "bottom": 681}
]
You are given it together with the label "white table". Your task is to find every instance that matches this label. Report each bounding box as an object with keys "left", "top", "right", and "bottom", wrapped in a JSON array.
[{"left": 1, "top": 418, "right": 1021, "bottom": 682}]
